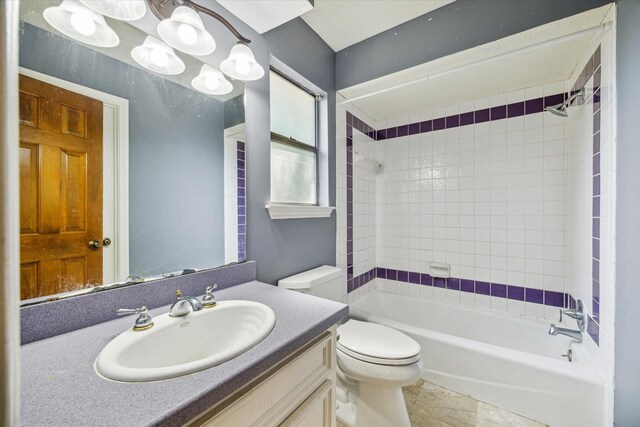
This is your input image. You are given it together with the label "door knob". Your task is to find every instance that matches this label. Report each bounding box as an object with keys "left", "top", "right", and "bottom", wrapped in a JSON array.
[
  {"left": 88, "top": 240, "right": 102, "bottom": 249},
  {"left": 103, "top": 237, "right": 112, "bottom": 247}
]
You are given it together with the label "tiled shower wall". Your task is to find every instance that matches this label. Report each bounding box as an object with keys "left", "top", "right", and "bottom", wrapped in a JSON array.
[
  {"left": 338, "top": 82, "right": 576, "bottom": 321},
  {"left": 373, "top": 82, "right": 569, "bottom": 320},
  {"left": 566, "top": 9, "right": 616, "bottom": 423},
  {"left": 336, "top": 16, "right": 616, "bottom": 424}
]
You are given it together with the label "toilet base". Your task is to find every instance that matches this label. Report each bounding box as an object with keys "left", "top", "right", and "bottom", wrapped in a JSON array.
[
  {"left": 336, "top": 383, "right": 411, "bottom": 427},
  {"left": 357, "top": 383, "right": 411, "bottom": 427},
  {"left": 336, "top": 381, "right": 411, "bottom": 427},
  {"left": 336, "top": 400, "right": 357, "bottom": 427}
]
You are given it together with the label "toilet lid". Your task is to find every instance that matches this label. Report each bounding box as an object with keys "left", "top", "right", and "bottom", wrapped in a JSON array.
[{"left": 337, "top": 320, "right": 421, "bottom": 366}]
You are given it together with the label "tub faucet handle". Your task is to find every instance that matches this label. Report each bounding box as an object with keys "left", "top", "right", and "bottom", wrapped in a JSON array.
[
  {"left": 559, "top": 308, "right": 583, "bottom": 322},
  {"left": 558, "top": 299, "right": 586, "bottom": 331}
]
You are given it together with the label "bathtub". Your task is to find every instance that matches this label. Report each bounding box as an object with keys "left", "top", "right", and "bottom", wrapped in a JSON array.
[{"left": 349, "top": 290, "right": 604, "bottom": 427}]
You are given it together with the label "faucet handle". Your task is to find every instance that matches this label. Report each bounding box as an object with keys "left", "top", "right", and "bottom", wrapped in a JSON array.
[
  {"left": 202, "top": 285, "right": 217, "bottom": 308},
  {"left": 116, "top": 306, "right": 154, "bottom": 331},
  {"left": 560, "top": 308, "right": 583, "bottom": 322},
  {"left": 559, "top": 299, "right": 586, "bottom": 331}
]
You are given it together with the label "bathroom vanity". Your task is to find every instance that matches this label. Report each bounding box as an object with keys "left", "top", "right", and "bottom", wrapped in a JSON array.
[
  {"left": 20, "top": 278, "right": 348, "bottom": 426},
  {"left": 189, "top": 328, "right": 336, "bottom": 426}
]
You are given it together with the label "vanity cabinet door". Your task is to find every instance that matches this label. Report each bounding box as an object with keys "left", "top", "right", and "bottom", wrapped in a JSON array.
[
  {"left": 279, "top": 379, "right": 334, "bottom": 427},
  {"left": 188, "top": 327, "right": 336, "bottom": 427}
]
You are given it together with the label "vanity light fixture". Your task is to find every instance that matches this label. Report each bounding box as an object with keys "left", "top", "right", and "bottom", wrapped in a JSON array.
[
  {"left": 220, "top": 42, "right": 264, "bottom": 81},
  {"left": 192, "top": 65, "right": 233, "bottom": 95},
  {"left": 157, "top": 5, "right": 216, "bottom": 56},
  {"left": 147, "top": 0, "right": 264, "bottom": 81},
  {"left": 79, "top": 0, "right": 147, "bottom": 21},
  {"left": 44, "top": 0, "right": 265, "bottom": 83},
  {"left": 43, "top": 0, "right": 120, "bottom": 47},
  {"left": 131, "top": 36, "right": 186, "bottom": 75}
]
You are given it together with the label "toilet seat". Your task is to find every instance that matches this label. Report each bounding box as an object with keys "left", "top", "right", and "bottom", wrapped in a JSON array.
[{"left": 337, "top": 320, "right": 421, "bottom": 366}]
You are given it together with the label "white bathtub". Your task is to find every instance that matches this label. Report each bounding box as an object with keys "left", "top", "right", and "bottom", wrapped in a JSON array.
[{"left": 349, "top": 290, "right": 604, "bottom": 427}]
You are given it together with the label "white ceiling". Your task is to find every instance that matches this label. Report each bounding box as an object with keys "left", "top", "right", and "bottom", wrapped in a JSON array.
[
  {"left": 217, "top": 0, "right": 314, "bottom": 34},
  {"left": 301, "top": 0, "right": 455, "bottom": 51},
  {"left": 339, "top": 4, "right": 613, "bottom": 121}
]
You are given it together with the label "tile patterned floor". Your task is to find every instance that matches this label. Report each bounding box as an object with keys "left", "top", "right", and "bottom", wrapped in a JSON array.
[{"left": 338, "top": 380, "right": 547, "bottom": 427}]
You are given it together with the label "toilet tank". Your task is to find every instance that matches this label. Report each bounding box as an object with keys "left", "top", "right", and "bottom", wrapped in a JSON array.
[{"left": 278, "top": 265, "right": 343, "bottom": 302}]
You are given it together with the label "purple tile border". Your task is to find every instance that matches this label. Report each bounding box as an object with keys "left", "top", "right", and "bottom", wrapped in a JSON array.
[
  {"left": 351, "top": 266, "right": 573, "bottom": 309},
  {"left": 237, "top": 141, "right": 246, "bottom": 260},
  {"left": 588, "top": 46, "right": 602, "bottom": 346},
  {"left": 347, "top": 268, "right": 376, "bottom": 293},
  {"left": 372, "top": 92, "right": 565, "bottom": 142},
  {"left": 345, "top": 112, "right": 356, "bottom": 287}
]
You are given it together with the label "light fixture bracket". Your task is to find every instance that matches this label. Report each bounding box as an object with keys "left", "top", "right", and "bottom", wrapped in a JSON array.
[{"left": 146, "top": 0, "right": 251, "bottom": 44}]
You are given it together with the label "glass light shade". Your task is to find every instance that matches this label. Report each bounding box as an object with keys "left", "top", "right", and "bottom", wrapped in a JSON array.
[
  {"left": 43, "top": 0, "right": 119, "bottom": 47},
  {"left": 157, "top": 6, "right": 215, "bottom": 56},
  {"left": 131, "top": 36, "right": 185, "bottom": 75},
  {"left": 220, "top": 42, "right": 264, "bottom": 81},
  {"left": 191, "top": 65, "right": 233, "bottom": 95},
  {"left": 79, "top": 0, "right": 146, "bottom": 21}
]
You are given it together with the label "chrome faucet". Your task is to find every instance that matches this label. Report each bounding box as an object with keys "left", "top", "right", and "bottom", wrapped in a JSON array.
[
  {"left": 559, "top": 298, "right": 586, "bottom": 331},
  {"left": 549, "top": 298, "right": 585, "bottom": 342},
  {"left": 117, "top": 306, "right": 154, "bottom": 331},
  {"left": 169, "top": 290, "right": 203, "bottom": 317},
  {"left": 549, "top": 324, "right": 582, "bottom": 342}
]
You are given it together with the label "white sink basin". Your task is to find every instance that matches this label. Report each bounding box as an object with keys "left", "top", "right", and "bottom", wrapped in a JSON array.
[{"left": 95, "top": 300, "right": 276, "bottom": 382}]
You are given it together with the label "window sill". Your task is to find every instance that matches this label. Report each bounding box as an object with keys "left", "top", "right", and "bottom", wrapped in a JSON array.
[{"left": 265, "top": 204, "right": 335, "bottom": 220}]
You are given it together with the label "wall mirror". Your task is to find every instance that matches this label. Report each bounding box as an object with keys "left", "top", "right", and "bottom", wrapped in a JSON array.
[{"left": 18, "top": 1, "right": 247, "bottom": 304}]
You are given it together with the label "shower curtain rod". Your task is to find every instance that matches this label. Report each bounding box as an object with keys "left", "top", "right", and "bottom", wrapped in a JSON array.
[{"left": 337, "top": 22, "right": 611, "bottom": 106}]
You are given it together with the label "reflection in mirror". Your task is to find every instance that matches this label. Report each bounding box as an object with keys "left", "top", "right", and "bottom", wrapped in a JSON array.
[{"left": 18, "top": 2, "right": 246, "bottom": 304}]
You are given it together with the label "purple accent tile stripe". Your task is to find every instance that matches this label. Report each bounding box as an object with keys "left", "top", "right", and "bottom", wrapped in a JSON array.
[
  {"left": 588, "top": 315, "right": 600, "bottom": 346},
  {"left": 366, "top": 268, "right": 572, "bottom": 308},
  {"left": 461, "top": 279, "right": 474, "bottom": 293},
  {"left": 348, "top": 268, "right": 377, "bottom": 293},
  {"left": 236, "top": 141, "right": 246, "bottom": 260},
  {"left": 475, "top": 281, "right": 490, "bottom": 296},
  {"left": 589, "top": 46, "right": 602, "bottom": 346},
  {"left": 507, "top": 285, "right": 525, "bottom": 301},
  {"left": 370, "top": 92, "right": 564, "bottom": 142},
  {"left": 490, "top": 283, "right": 506, "bottom": 298},
  {"left": 345, "top": 112, "right": 377, "bottom": 293}
]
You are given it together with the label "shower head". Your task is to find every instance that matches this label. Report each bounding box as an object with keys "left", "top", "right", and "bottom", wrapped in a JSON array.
[
  {"left": 544, "top": 88, "right": 585, "bottom": 118},
  {"left": 545, "top": 106, "right": 569, "bottom": 117},
  {"left": 353, "top": 151, "right": 384, "bottom": 174}
]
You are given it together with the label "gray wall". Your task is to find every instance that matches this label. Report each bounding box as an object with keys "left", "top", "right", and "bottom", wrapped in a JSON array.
[
  {"left": 335, "top": 0, "right": 612, "bottom": 89},
  {"left": 19, "top": 23, "right": 226, "bottom": 277},
  {"left": 614, "top": 1, "right": 640, "bottom": 425},
  {"left": 257, "top": 19, "right": 337, "bottom": 284},
  {"left": 224, "top": 94, "right": 246, "bottom": 129},
  {"left": 128, "top": 1, "right": 338, "bottom": 286},
  {"left": 229, "top": 16, "right": 338, "bottom": 286}
]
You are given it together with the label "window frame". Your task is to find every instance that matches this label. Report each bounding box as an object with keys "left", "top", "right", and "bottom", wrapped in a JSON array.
[{"left": 269, "top": 67, "right": 322, "bottom": 206}]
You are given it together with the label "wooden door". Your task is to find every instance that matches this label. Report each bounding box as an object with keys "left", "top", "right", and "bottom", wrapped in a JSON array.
[{"left": 19, "top": 74, "right": 103, "bottom": 300}]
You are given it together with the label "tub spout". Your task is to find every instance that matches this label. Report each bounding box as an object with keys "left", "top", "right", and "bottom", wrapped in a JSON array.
[{"left": 549, "top": 324, "right": 582, "bottom": 342}]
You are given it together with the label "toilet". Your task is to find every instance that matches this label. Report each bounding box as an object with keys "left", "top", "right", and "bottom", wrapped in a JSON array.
[{"left": 279, "top": 266, "right": 423, "bottom": 427}]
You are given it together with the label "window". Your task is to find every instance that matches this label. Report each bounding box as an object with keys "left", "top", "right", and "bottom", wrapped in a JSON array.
[{"left": 270, "top": 69, "right": 319, "bottom": 205}]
